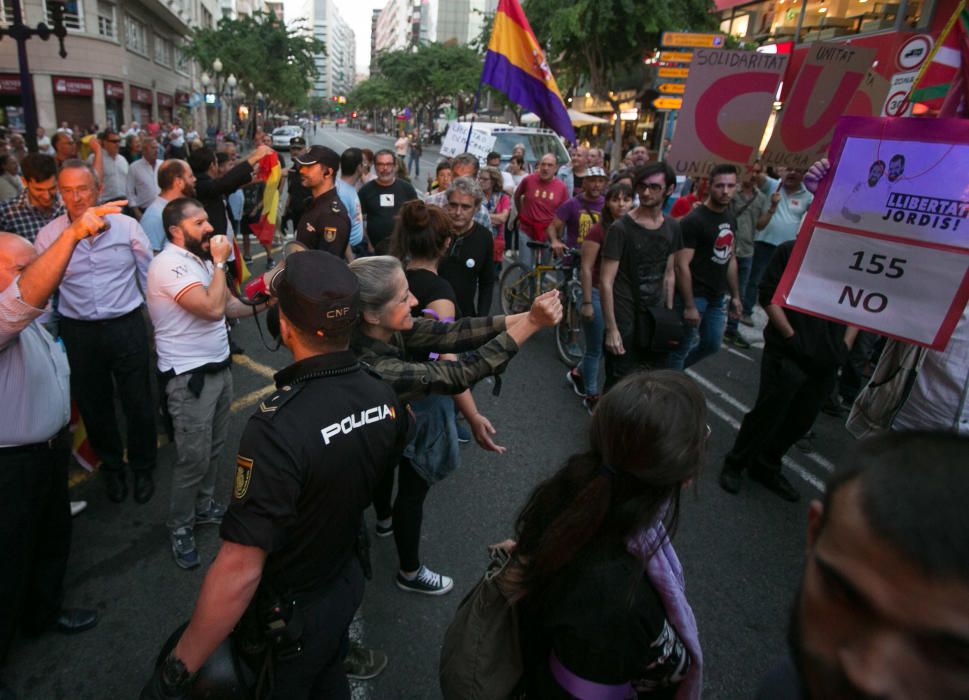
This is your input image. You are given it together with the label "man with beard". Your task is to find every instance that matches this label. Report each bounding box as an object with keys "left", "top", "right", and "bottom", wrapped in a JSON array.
[
  {"left": 35, "top": 161, "right": 157, "bottom": 505},
  {"left": 140, "top": 159, "right": 197, "bottom": 253},
  {"left": 841, "top": 160, "right": 887, "bottom": 224},
  {"left": 601, "top": 163, "right": 682, "bottom": 390},
  {"left": 667, "top": 163, "right": 743, "bottom": 370},
  {"left": 758, "top": 431, "right": 969, "bottom": 699},
  {"left": 358, "top": 149, "right": 419, "bottom": 254},
  {"left": 147, "top": 198, "right": 269, "bottom": 569},
  {"left": 293, "top": 146, "right": 352, "bottom": 260}
]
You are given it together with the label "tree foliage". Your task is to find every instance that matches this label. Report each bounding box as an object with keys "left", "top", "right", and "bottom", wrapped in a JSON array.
[
  {"left": 523, "top": 0, "right": 715, "bottom": 100},
  {"left": 349, "top": 42, "right": 482, "bottom": 123},
  {"left": 180, "top": 11, "right": 326, "bottom": 112}
]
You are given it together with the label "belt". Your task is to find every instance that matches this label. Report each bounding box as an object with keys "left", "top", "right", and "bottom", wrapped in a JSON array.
[
  {"left": 0, "top": 427, "right": 69, "bottom": 455},
  {"left": 59, "top": 305, "right": 143, "bottom": 325}
]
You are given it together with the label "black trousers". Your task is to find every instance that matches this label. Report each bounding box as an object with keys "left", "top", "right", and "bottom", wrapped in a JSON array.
[
  {"left": 58, "top": 308, "right": 157, "bottom": 474},
  {"left": 603, "top": 325, "right": 668, "bottom": 393},
  {"left": 372, "top": 457, "right": 431, "bottom": 572},
  {"left": 269, "top": 557, "right": 365, "bottom": 700},
  {"left": 725, "top": 345, "right": 837, "bottom": 475},
  {"left": 0, "top": 432, "right": 71, "bottom": 665}
]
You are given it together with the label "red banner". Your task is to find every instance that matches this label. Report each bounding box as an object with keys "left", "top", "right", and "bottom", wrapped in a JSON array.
[
  {"left": 175, "top": 90, "right": 191, "bottom": 106},
  {"left": 130, "top": 86, "right": 152, "bottom": 104},
  {"left": 157, "top": 93, "right": 173, "bottom": 107},
  {"left": 53, "top": 76, "right": 93, "bottom": 96},
  {"left": 0, "top": 74, "right": 21, "bottom": 95},
  {"left": 104, "top": 80, "right": 125, "bottom": 100}
]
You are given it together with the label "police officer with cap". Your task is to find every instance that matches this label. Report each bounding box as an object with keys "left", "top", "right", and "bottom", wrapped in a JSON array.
[
  {"left": 293, "top": 145, "right": 353, "bottom": 261},
  {"left": 283, "top": 136, "right": 312, "bottom": 236},
  {"left": 140, "top": 250, "right": 410, "bottom": 700}
]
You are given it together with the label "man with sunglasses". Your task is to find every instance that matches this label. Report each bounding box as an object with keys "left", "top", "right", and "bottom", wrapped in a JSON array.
[
  {"left": 93, "top": 129, "right": 129, "bottom": 203},
  {"left": 600, "top": 162, "right": 682, "bottom": 391}
]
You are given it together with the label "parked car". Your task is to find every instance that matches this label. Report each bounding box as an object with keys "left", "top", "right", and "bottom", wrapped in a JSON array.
[{"left": 271, "top": 125, "right": 304, "bottom": 149}]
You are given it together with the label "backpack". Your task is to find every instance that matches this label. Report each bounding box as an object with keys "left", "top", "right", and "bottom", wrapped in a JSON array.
[{"left": 439, "top": 548, "right": 523, "bottom": 700}]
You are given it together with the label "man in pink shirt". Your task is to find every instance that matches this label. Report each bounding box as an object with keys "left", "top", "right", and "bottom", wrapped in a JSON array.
[{"left": 513, "top": 153, "right": 568, "bottom": 268}]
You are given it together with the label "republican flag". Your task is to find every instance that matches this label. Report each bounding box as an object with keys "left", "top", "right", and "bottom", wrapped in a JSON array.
[
  {"left": 248, "top": 150, "right": 281, "bottom": 247},
  {"left": 910, "top": 0, "right": 969, "bottom": 110},
  {"left": 481, "top": 0, "right": 576, "bottom": 143}
]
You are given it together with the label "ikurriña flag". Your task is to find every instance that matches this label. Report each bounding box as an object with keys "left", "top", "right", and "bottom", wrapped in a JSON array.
[
  {"left": 910, "top": 0, "right": 969, "bottom": 110},
  {"left": 482, "top": 0, "right": 576, "bottom": 144}
]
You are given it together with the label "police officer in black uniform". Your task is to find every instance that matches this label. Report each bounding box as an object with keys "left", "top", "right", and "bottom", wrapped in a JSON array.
[
  {"left": 293, "top": 145, "right": 353, "bottom": 261},
  {"left": 283, "top": 136, "right": 313, "bottom": 236},
  {"left": 140, "top": 250, "right": 410, "bottom": 700}
]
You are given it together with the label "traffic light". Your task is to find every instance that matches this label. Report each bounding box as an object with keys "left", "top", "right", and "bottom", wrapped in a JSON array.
[{"left": 351, "top": 111, "right": 357, "bottom": 118}]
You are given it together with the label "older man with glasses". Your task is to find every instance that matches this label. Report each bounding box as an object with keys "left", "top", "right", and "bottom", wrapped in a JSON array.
[{"left": 92, "top": 129, "right": 129, "bottom": 203}]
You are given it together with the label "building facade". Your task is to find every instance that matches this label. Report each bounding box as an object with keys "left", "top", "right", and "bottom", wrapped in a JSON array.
[
  {"left": 372, "top": 0, "right": 497, "bottom": 57},
  {"left": 286, "top": 0, "right": 355, "bottom": 101},
  {"left": 0, "top": 0, "right": 220, "bottom": 132}
]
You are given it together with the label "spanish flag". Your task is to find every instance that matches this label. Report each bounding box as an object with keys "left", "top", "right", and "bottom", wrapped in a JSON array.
[
  {"left": 481, "top": 0, "right": 576, "bottom": 143},
  {"left": 70, "top": 403, "right": 100, "bottom": 472},
  {"left": 249, "top": 150, "right": 281, "bottom": 247}
]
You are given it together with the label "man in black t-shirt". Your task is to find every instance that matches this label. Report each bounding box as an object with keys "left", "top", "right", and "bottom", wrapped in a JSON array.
[
  {"left": 140, "top": 251, "right": 410, "bottom": 700},
  {"left": 283, "top": 136, "right": 313, "bottom": 236},
  {"left": 293, "top": 145, "right": 352, "bottom": 261},
  {"left": 667, "top": 163, "right": 743, "bottom": 370},
  {"left": 358, "top": 148, "right": 418, "bottom": 254},
  {"left": 600, "top": 162, "right": 682, "bottom": 392},
  {"left": 438, "top": 176, "right": 496, "bottom": 318}
]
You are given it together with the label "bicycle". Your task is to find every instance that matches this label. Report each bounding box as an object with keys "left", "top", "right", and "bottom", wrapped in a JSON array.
[{"left": 499, "top": 241, "right": 586, "bottom": 367}]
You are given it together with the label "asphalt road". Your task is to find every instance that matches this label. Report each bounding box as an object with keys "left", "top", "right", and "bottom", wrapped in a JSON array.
[{"left": 5, "top": 128, "right": 857, "bottom": 699}]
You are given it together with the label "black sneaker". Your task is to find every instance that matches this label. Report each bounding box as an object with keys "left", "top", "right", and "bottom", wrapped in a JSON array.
[
  {"left": 719, "top": 466, "right": 743, "bottom": 494},
  {"left": 566, "top": 368, "right": 586, "bottom": 397},
  {"left": 750, "top": 470, "right": 801, "bottom": 502},
  {"left": 170, "top": 527, "right": 200, "bottom": 570},
  {"left": 344, "top": 641, "right": 388, "bottom": 680},
  {"left": 195, "top": 501, "right": 227, "bottom": 525},
  {"left": 375, "top": 519, "right": 394, "bottom": 538},
  {"left": 396, "top": 565, "right": 453, "bottom": 596},
  {"left": 243, "top": 255, "right": 253, "bottom": 264}
]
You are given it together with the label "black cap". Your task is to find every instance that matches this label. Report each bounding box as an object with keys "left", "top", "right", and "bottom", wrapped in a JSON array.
[
  {"left": 293, "top": 145, "right": 340, "bottom": 171},
  {"left": 289, "top": 136, "right": 307, "bottom": 147},
  {"left": 273, "top": 251, "right": 360, "bottom": 334}
]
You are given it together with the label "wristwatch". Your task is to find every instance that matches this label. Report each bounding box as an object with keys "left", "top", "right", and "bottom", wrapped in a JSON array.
[{"left": 215, "top": 262, "right": 226, "bottom": 271}]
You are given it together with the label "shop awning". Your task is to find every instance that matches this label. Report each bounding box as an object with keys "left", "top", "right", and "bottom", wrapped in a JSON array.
[{"left": 521, "top": 108, "right": 610, "bottom": 127}]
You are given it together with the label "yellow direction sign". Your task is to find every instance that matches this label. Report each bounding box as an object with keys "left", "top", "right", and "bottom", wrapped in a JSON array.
[
  {"left": 659, "top": 51, "right": 693, "bottom": 63},
  {"left": 658, "top": 83, "right": 686, "bottom": 94},
  {"left": 653, "top": 97, "right": 683, "bottom": 110},
  {"left": 661, "top": 32, "right": 727, "bottom": 49},
  {"left": 658, "top": 67, "right": 690, "bottom": 79}
]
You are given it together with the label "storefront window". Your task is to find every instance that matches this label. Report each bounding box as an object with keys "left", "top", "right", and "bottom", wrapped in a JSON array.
[{"left": 720, "top": 0, "right": 925, "bottom": 41}]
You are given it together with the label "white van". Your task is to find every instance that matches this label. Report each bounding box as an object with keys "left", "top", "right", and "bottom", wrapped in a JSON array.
[{"left": 440, "top": 121, "right": 571, "bottom": 168}]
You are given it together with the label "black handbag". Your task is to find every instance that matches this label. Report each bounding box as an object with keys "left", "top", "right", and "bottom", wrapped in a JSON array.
[{"left": 635, "top": 303, "right": 685, "bottom": 353}]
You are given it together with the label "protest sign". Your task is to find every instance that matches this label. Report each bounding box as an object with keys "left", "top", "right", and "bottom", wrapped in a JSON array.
[
  {"left": 440, "top": 122, "right": 497, "bottom": 160},
  {"left": 669, "top": 49, "right": 788, "bottom": 177},
  {"left": 762, "top": 42, "right": 877, "bottom": 170},
  {"left": 774, "top": 117, "right": 969, "bottom": 350}
]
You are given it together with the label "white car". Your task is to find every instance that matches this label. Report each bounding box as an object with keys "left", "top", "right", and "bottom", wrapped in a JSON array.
[
  {"left": 271, "top": 125, "right": 304, "bottom": 150},
  {"left": 440, "top": 121, "right": 571, "bottom": 168}
]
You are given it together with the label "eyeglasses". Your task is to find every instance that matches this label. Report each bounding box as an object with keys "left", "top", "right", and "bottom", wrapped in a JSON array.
[{"left": 637, "top": 182, "right": 665, "bottom": 193}]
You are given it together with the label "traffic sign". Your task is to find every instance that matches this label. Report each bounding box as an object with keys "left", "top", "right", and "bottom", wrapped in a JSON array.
[
  {"left": 661, "top": 32, "right": 726, "bottom": 49},
  {"left": 658, "top": 83, "right": 686, "bottom": 94},
  {"left": 658, "top": 67, "right": 690, "bottom": 79},
  {"left": 653, "top": 97, "right": 683, "bottom": 110},
  {"left": 659, "top": 51, "right": 693, "bottom": 63}
]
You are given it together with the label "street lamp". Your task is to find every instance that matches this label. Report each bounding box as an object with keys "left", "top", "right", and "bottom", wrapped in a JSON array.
[
  {"left": 226, "top": 74, "right": 237, "bottom": 134},
  {"left": 212, "top": 58, "right": 224, "bottom": 133}
]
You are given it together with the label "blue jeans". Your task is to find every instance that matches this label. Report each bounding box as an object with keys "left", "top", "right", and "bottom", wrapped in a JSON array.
[
  {"left": 667, "top": 294, "right": 728, "bottom": 370},
  {"left": 743, "top": 242, "right": 777, "bottom": 317},
  {"left": 579, "top": 288, "right": 605, "bottom": 396},
  {"left": 726, "top": 255, "right": 752, "bottom": 334}
]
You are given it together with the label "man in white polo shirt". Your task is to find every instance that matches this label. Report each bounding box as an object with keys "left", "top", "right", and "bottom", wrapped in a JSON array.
[{"left": 147, "top": 197, "right": 268, "bottom": 569}]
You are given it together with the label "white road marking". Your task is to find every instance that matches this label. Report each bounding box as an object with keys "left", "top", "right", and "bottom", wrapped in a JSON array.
[{"left": 726, "top": 347, "right": 754, "bottom": 362}]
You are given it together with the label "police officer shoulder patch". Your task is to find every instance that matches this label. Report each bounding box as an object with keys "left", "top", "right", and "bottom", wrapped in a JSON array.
[
  {"left": 234, "top": 455, "right": 254, "bottom": 500},
  {"left": 258, "top": 383, "right": 305, "bottom": 416}
]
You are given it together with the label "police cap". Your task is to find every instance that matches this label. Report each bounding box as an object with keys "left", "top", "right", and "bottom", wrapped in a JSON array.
[
  {"left": 289, "top": 136, "right": 307, "bottom": 147},
  {"left": 273, "top": 250, "right": 360, "bottom": 333},
  {"left": 293, "top": 145, "right": 340, "bottom": 171}
]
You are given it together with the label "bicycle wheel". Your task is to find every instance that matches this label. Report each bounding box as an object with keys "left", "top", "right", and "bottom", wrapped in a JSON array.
[
  {"left": 499, "top": 262, "right": 534, "bottom": 315},
  {"left": 555, "top": 283, "right": 586, "bottom": 368}
]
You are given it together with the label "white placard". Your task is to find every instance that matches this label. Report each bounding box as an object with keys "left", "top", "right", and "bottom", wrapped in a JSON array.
[{"left": 440, "top": 123, "right": 497, "bottom": 160}]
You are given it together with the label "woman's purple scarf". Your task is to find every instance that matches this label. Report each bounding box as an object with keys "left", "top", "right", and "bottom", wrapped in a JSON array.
[{"left": 626, "top": 521, "right": 703, "bottom": 700}]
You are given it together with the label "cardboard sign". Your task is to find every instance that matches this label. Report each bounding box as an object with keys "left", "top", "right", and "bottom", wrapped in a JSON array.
[
  {"left": 669, "top": 49, "right": 788, "bottom": 177},
  {"left": 440, "top": 122, "right": 498, "bottom": 160},
  {"left": 762, "top": 43, "right": 877, "bottom": 171},
  {"left": 774, "top": 117, "right": 969, "bottom": 350}
]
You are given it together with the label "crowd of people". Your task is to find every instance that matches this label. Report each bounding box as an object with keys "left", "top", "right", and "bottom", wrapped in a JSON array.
[{"left": 0, "top": 125, "right": 966, "bottom": 700}]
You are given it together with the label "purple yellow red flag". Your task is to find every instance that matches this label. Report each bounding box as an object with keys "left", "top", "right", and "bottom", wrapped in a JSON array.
[
  {"left": 481, "top": 0, "right": 576, "bottom": 143},
  {"left": 249, "top": 151, "right": 281, "bottom": 246}
]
